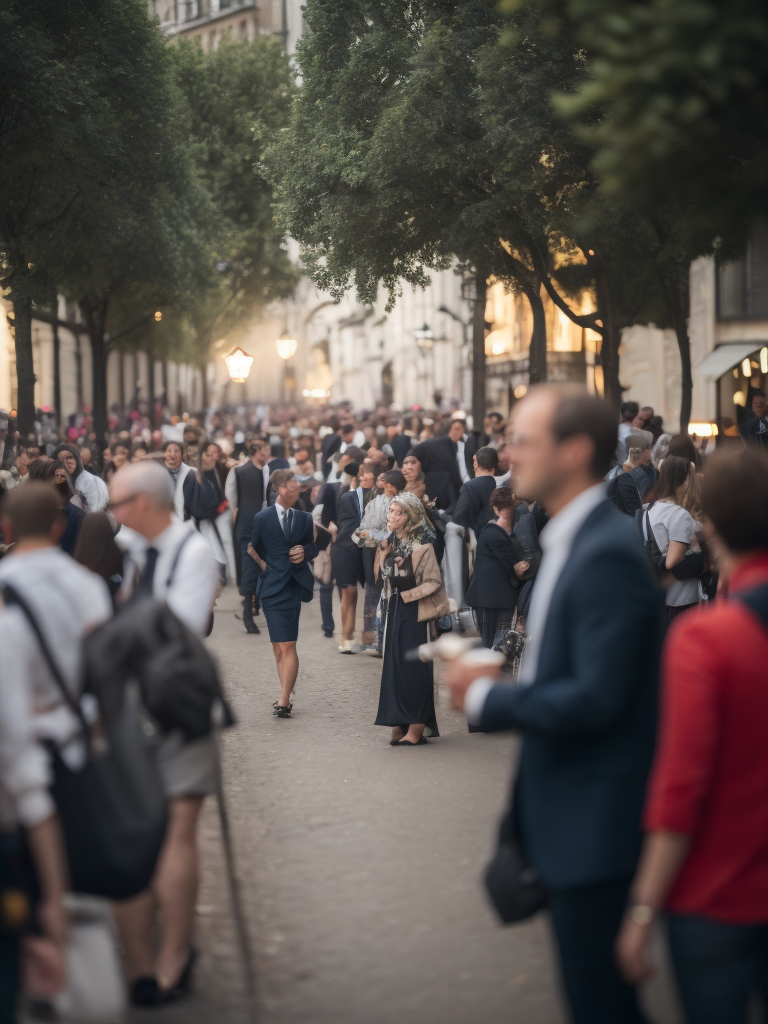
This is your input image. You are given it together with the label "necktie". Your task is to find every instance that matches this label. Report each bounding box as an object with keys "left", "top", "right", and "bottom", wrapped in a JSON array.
[
  {"left": 282, "top": 508, "right": 293, "bottom": 543},
  {"left": 137, "top": 546, "right": 159, "bottom": 596}
]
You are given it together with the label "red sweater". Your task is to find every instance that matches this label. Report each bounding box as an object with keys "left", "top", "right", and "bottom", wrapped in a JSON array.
[{"left": 645, "top": 554, "right": 768, "bottom": 922}]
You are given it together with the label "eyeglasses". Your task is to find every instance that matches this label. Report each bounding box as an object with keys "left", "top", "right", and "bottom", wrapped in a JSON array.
[{"left": 108, "top": 493, "right": 140, "bottom": 510}]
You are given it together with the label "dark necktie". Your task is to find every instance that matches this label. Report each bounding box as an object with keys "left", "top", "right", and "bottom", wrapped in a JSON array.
[
  {"left": 282, "top": 508, "right": 293, "bottom": 543},
  {"left": 137, "top": 546, "right": 159, "bottom": 596}
]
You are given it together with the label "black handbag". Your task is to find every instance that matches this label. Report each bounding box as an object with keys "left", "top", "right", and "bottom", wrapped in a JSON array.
[
  {"left": 484, "top": 805, "right": 547, "bottom": 924},
  {"left": 1, "top": 584, "right": 168, "bottom": 901}
]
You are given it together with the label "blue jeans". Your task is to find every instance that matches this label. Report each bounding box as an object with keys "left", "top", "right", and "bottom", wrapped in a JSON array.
[{"left": 667, "top": 913, "right": 768, "bottom": 1024}]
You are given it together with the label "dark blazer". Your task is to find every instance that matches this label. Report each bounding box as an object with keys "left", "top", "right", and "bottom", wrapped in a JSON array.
[
  {"left": 320, "top": 432, "right": 343, "bottom": 478},
  {"left": 413, "top": 435, "right": 472, "bottom": 511},
  {"left": 336, "top": 487, "right": 365, "bottom": 543},
  {"left": 480, "top": 500, "right": 663, "bottom": 889},
  {"left": 740, "top": 414, "right": 768, "bottom": 446},
  {"left": 390, "top": 433, "right": 413, "bottom": 466},
  {"left": 233, "top": 461, "right": 266, "bottom": 540},
  {"left": 466, "top": 523, "right": 537, "bottom": 609},
  {"left": 250, "top": 505, "right": 318, "bottom": 602},
  {"left": 452, "top": 476, "right": 497, "bottom": 536},
  {"left": 268, "top": 457, "right": 290, "bottom": 473}
]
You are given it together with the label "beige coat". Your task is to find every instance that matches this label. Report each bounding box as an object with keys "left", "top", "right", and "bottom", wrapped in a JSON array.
[{"left": 376, "top": 540, "right": 454, "bottom": 622}]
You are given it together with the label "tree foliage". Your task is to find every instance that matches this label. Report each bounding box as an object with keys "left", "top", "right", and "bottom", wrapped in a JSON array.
[{"left": 548, "top": 0, "right": 768, "bottom": 247}]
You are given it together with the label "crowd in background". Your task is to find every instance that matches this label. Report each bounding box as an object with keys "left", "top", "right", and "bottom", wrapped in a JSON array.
[{"left": 1, "top": 386, "right": 768, "bottom": 1023}]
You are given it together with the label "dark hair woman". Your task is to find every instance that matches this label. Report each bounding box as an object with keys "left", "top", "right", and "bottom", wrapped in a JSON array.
[
  {"left": 643, "top": 455, "right": 703, "bottom": 623},
  {"left": 374, "top": 492, "right": 451, "bottom": 746},
  {"left": 29, "top": 458, "right": 85, "bottom": 555},
  {"left": 182, "top": 441, "right": 236, "bottom": 582},
  {"left": 466, "top": 486, "right": 539, "bottom": 649},
  {"left": 73, "top": 512, "right": 124, "bottom": 601}
]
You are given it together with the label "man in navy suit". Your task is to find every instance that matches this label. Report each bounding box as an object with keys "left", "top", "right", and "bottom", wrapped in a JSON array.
[
  {"left": 250, "top": 469, "right": 318, "bottom": 718},
  {"left": 448, "top": 387, "right": 663, "bottom": 1024}
]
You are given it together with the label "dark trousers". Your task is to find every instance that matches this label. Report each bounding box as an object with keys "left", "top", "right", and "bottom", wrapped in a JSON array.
[
  {"left": 667, "top": 914, "right": 768, "bottom": 1024},
  {"left": 0, "top": 934, "right": 19, "bottom": 1024},
  {"left": 319, "top": 582, "right": 340, "bottom": 631},
  {"left": 238, "top": 537, "right": 261, "bottom": 610},
  {"left": 548, "top": 876, "right": 649, "bottom": 1024}
]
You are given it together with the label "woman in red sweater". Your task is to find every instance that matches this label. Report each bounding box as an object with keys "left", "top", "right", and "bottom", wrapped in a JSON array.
[{"left": 617, "top": 447, "right": 768, "bottom": 1023}]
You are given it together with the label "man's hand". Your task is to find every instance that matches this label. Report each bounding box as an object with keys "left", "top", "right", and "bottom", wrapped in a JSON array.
[
  {"left": 513, "top": 560, "right": 530, "bottom": 578},
  {"left": 444, "top": 657, "right": 496, "bottom": 711},
  {"left": 289, "top": 545, "right": 305, "bottom": 564},
  {"left": 616, "top": 915, "right": 655, "bottom": 985},
  {"left": 247, "top": 543, "right": 266, "bottom": 571}
]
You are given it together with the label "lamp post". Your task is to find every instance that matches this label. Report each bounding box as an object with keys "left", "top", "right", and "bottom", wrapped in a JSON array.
[{"left": 277, "top": 331, "right": 298, "bottom": 403}]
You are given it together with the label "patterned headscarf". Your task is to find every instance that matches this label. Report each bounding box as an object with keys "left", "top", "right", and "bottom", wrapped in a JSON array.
[{"left": 387, "top": 491, "right": 435, "bottom": 548}]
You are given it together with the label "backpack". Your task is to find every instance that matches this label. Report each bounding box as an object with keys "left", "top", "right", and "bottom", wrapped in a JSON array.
[{"left": 636, "top": 508, "right": 667, "bottom": 576}]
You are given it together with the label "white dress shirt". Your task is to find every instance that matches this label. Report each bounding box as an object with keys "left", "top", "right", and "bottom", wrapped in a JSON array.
[
  {"left": 119, "top": 521, "right": 219, "bottom": 638},
  {"left": 456, "top": 438, "right": 471, "bottom": 485},
  {"left": 465, "top": 483, "right": 607, "bottom": 723}
]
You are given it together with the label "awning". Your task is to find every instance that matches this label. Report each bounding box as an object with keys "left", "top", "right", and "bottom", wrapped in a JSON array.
[{"left": 696, "top": 343, "right": 760, "bottom": 380}]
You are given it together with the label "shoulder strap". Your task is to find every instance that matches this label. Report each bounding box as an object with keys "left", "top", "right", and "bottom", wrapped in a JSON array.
[
  {"left": 736, "top": 582, "right": 768, "bottom": 630},
  {"left": 0, "top": 583, "right": 90, "bottom": 737},
  {"left": 166, "top": 530, "right": 195, "bottom": 588}
]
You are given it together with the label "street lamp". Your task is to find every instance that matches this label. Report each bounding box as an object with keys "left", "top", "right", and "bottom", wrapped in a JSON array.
[
  {"left": 414, "top": 322, "right": 434, "bottom": 350},
  {"left": 276, "top": 332, "right": 298, "bottom": 360},
  {"left": 223, "top": 346, "right": 254, "bottom": 383}
]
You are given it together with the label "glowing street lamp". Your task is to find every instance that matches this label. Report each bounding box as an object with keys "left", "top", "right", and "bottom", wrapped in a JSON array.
[
  {"left": 276, "top": 332, "right": 298, "bottom": 360},
  {"left": 414, "top": 322, "right": 434, "bottom": 350},
  {"left": 223, "top": 346, "right": 254, "bottom": 383}
]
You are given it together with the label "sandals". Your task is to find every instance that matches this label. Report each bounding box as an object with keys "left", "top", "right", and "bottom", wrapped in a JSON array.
[{"left": 272, "top": 701, "right": 293, "bottom": 718}]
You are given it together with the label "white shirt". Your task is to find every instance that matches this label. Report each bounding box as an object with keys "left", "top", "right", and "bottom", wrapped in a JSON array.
[
  {"left": 0, "top": 548, "right": 113, "bottom": 777},
  {"left": 120, "top": 521, "right": 219, "bottom": 637},
  {"left": 465, "top": 483, "right": 607, "bottom": 723},
  {"left": 456, "top": 438, "right": 471, "bottom": 485},
  {"left": 73, "top": 469, "right": 109, "bottom": 512}
]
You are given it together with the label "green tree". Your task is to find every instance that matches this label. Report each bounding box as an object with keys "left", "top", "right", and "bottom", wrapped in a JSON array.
[
  {"left": 552, "top": 0, "right": 768, "bottom": 247},
  {"left": 170, "top": 37, "right": 298, "bottom": 406}
]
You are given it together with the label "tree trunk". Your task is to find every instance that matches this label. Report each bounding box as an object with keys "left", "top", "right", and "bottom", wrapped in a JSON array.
[
  {"left": 658, "top": 263, "right": 692, "bottom": 434},
  {"left": 11, "top": 295, "right": 36, "bottom": 438},
  {"left": 471, "top": 271, "right": 487, "bottom": 430},
  {"left": 200, "top": 362, "right": 208, "bottom": 415},
  {"left": 75, "top": 332, "right": 83, "bottom": 416},
  {"left": 524, "top": 284, "right": 547, "bottom": 385},
  {"left": 118, "top": 349, "right": 126, "bottom": 420},
  {"left": 51, "top": 296, "right": 62, "bottom": 430},
  {"left": 594, "top": 262, "right": 622, "bottom": 411},
  {"left": 146, "top": 348, "right": 156, "bottom": 428},
  {"left": 82, "top": 298, "right": 109, "bottom": 445},
  {"left": 162, "top": 359, "right": 169, "bottom": 410}
]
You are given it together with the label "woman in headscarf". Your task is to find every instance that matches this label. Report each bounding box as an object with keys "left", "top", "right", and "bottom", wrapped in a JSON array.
[
  {"left": 182, "top": 441, "right": 237, "bottom": 582},
  {"left": 374, "top": 491, "right": 451, "bottom": 747},
  {"left": 54, "top": 443, "right": 109, "bottom": 512}
]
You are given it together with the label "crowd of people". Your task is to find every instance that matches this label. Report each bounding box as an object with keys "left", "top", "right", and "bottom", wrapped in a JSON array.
[{"left": 1, "top": 386, "right": 767, "bottom": 1023}]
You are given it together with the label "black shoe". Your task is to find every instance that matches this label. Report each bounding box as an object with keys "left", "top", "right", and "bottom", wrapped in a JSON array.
[
  {"left": 162, "top": 948, "right": 197, "bottom": 1003},
  {"left": 244, "top": 620, "right": 260, "bottom": 634},
  {"left": 130, "top": 976, "right": 160, "bottom": 1007},
  {"left": 322, "top": 627, "right": 334, "bottom": 638},
  {"left": 243, "top": 597, "right": 259, "bottom": 634}
]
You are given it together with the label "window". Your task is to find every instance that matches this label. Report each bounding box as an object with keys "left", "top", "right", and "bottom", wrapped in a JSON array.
[{"left": 717, "top": 223, "right": 768, "bottom": 320}]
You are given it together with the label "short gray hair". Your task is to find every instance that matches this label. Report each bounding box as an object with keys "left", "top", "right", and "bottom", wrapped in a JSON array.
[{"left": 111, "top": 460, "right": 174, "bottom": 509}]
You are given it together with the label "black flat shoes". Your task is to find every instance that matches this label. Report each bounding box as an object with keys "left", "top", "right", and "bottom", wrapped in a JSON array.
[{"left": 396, "top": 736, "right": 428, "bottom": 746}]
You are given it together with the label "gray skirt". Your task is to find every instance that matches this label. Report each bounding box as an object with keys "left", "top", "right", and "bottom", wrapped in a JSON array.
[{"left": 156, "top": 731, "right": 220, "bottom": 799}]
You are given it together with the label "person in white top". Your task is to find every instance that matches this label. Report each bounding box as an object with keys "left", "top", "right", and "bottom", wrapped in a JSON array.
[
  {"left": 164, "top": 441, "right": 194, "bottom": 524},
  {"left": 54, "top": 444, "right": 109, "bottom": 512},
  {"left": 108, "top": 461, "right": 219, "bottom": 1006},
  {"left": 0, "top": 483, "right": 114, "bottom": 1002}
]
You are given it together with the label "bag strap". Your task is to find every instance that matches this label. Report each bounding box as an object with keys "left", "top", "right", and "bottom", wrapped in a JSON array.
[
  {"left": 166, "top": 530, "right": 195, "bottom": 588},
  {"left": 735, "top": 582, "right": 768, "bottom": 630},
  {"left": 0, "top": 583, "right": 90, "bottom": 740}
]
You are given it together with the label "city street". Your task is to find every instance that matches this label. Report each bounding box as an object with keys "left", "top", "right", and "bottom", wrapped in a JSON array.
[{"left": 132, "top": 586, "right": 681, "bottom": 1024}]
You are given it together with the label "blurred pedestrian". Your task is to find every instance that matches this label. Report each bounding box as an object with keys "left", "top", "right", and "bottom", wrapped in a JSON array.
[
  {"left": 356, "top": 469, "right": 405, "bottom": 653},
  {"left": 452, "top": 446, "right": 500, "bottom": 538},
  {"left": 448, "top": 387, "right": 663, "bottom": 1024},
  {"left": 225, "top": 439, "right": 271, "bottom": 634},
  {"left": 618, "top": 447, "right": 768, "bottom": 1024},
  {"left": 54, "top": 444, "right": 108, "bottom": 512},
  {"left": 182, "top": 442, "right": 236, "bottom": 583}
]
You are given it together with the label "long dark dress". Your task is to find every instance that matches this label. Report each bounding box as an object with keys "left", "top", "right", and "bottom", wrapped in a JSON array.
[{"left": 374, "top": 549, "right": 439, "bottom": 736}]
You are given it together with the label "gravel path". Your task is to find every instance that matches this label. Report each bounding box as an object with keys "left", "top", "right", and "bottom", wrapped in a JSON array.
[{"left": 131, "top": 585, "right": 681, "bottom": 1024}]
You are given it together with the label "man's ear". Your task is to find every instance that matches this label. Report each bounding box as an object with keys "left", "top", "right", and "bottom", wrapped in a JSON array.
[{"left": 50, "top": 515, "right": 65, "bottom": 543}]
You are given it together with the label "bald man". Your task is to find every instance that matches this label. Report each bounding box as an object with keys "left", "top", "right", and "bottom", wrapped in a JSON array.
[{"left": 109, "top": 461, "right": 220, "bottom": 1006}]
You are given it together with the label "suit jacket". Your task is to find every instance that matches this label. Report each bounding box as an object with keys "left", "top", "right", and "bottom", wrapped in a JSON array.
[
  {"left": 250, "top": 505, "right": 318, "bottom": 602},
  {"left": 452, "top": 476, "right": 497, "bottom": 536},
  {"left": 232, "top": 460, "right": 266, "bottom": 540},
  {"left": 465, "top": 523, "right": 537, "bottom": 609},
  {"left": 336, "top": 487, "right": 366, "bottom": 544},
  {"left": 481, "top": 500, "right": 663, "bottom": 889},
  {"left": 412, "top": 435, "right": 472, "bottom": 511}
]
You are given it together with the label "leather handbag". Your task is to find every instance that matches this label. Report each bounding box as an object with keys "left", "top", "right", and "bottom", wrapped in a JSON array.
[
  {"left": 484, "top": 806, "right": 547, "bottom": 924},
  {"left": 1, "top": 584, "right": 168, "bottom": 901}
]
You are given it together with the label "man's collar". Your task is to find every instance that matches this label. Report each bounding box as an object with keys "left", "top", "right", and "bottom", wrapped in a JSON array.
[{"left": 540, "top": 483, "right": 606, "bottom": 551}]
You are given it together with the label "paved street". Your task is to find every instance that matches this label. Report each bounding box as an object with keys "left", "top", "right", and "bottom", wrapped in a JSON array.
[{"left": 132, "top": 585, "right": 682, "bottom": 1024}]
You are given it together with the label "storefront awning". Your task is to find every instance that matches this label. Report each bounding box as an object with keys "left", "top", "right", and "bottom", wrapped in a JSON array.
[{"left": 696, "top": 343, "right": 759, "bottom": 380}]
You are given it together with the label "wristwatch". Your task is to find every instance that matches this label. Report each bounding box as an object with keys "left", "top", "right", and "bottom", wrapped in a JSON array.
[{"left": 628, "top": 904, "right": 655, "bottom": 926}]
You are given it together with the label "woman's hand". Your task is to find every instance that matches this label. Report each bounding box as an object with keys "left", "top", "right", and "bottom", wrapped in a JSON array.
[
  {"left": 513, "top": 560, "right": 530, "bottom": 578},
  {"left": 616, "top": 915, "right": 655, "bottom": 985}
]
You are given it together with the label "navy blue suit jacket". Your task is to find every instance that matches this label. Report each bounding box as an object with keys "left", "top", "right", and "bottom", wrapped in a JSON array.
[
  {"left": 481, "top": 499, "right": 663, "bottom": 889},
  {"left": 250, "top": 505, "right": 318, "bottom": 602}
]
